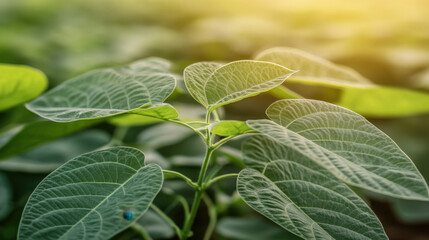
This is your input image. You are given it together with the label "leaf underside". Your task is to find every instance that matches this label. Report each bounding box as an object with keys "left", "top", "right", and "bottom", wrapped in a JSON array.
[
  {"left": 247, "top": 99, "right": 429, "bottom": 200},
  {"left": 26, "top": 58, "right": 176, "bottom": 122},
  {"left": 18, "top": 147, "right": 163, "bottom": 240},
  {"left": 238, "top": 136, "right": 388, "bottom": 240}
]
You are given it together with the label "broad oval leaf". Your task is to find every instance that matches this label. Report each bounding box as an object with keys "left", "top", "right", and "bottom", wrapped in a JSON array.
[
  {"left": 211, "top": 120, "right": 252, "bottom": 137},
  {"left": 26, "top": 58, "right": 176, "bottom": 122},
  {"left": 255, "top": 47, "right": 370, "bottom": 84},
  {"left": 0, "top": 64, "right": 48, "bottom": 111},
  {"left": 247, "top": 99, "right": 429, "bottom": 200},
  {"left": 18, "top": 147, "right": 163, "bottom": 240},
  {"left": 238, "top": 136, "right": 388, "bottom": 240},
  {"left": 256, "top": 47, "right": 429, "bottom": 117},
  {"left": 184, "top": 60, "right": 295, "bottom": 112}
]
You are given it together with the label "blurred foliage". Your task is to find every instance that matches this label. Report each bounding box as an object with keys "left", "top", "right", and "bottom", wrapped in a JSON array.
[{"left": 1, "top": 0, "right": 429, "bottom": 239}]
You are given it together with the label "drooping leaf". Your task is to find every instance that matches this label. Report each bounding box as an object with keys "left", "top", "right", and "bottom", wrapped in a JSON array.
[
  {"left": 217, "top": 217, "right": 301, "bottom": 240},
  {"left": 0, "top": 119, "right": 97, "bottom": 160},
  {"left": 247, "top": 99, "right": 429, "bottom": 200},
  {"left": 256, "top": 47, "right": 429, "bottom": 117},
  {"left": 137, "top": 209, "right": 175, "bottom": 239},
  {"left": 0, "top": 130, "right": 109, "bottom": 173},
  {"left": 26, "top": 58, "right": 177, "bottom": 122},
  {"left": 0, "top": 64, "right": 48, "bottom": 111},
  {"left": 238, "top": 136, "right": 388, "bottom": 240},
  {"left": 0, "top": 173, "right": 12, "bottom": 220},
  {"left": 184, "top": 60, "right": 295, "bottom": 112},
  {"left": 18, "top": 147, "right": 163, "bottom": 240},
  {"left": 211, "top": 120, "right": 252, "bottom": 137}
]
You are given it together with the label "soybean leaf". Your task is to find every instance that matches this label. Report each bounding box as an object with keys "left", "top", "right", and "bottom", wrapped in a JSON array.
[
  {"left": 0, "top": 130, "right": 109, "bottom": 173},
  {"left": 238, "top": 136, "right": 388, "bottom": 240},
  {"left": 184, "top": 60, "right": 295, "bottom": 112},
  {"left": 0, "top": 173, "right": 12, "bottom": 220},
  {"left": 109, "top": 103, "right": 205, "bottom": 127},
  {"left": 247, "top": 99, "right": 429, "bottom": 200},
  {"left": 255, "top": 47, "right": 370, "bottom": 84},
  {"left": 0, "top": 119, "right": 97, "bottom": 160},
  {"left": 108, "top": 103, "right": 178, "bottom": 127},
  {"left": 18, "top": 147, "right": 163, "bottom": 240},
  {"left": 217, "top": 217, "right": 302, "bottom": 240},
  {"left": 26, "top": 58, "right": 176, "bottom": 122},
  {"left": 0, "top": 64, "right": 48, "bottom": 111},
  {"left": 137, "top": 209, "right": 175, "bottom": 239},
  {"left": 256, "top": 47, "right": 429, "bottom": 117},
  {"left": 211, "top": 120, "right": 253, "bottom": 137}
]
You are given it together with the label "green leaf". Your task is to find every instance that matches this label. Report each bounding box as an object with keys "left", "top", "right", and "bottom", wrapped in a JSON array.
[
  {"left": 18, "top": 147, "right": 163, "bottom": 240},
  {"left": 211, "top": 120, "right": 252, "bottom": 137},
  {"left": 247, "top": 99, "right": 429, "bottom": 200},
  {"left": 0, "top": 130, "right": 109, "bottom": 173},
  {"left": 255, "top": 47, "right": 370, "bottom": 84},
  {"left": 217, "top": 217, "right": 302, "bottom": 240},
  {"left": 0, "top": 119, "right": 96, "bottom": 160},
  {"left": 256, "top": 47, "right": 429, "bottom": 117},
  {"left": 0, "top": 64, "right": 48, "bottom": 111},
  {"left": 238, "top": 136, "right": 388, "bottom": 240},
  {"left": 184, "top": 60, "right": 295, "bottom": 112},
  {"left": 108, "top": 103, "right": 205, "bottom": 127},
  {"left": 337, "top": 86, "right": 429, "bottom": 117},
  {"left": 137, "top": 209, "right": 175, "bottom": 239},
  {"left": 26, "top": 58, "right": 176, "bottom": 122},
  {"left": 0, "top": 173, "right": 12, "bottom": 220}
]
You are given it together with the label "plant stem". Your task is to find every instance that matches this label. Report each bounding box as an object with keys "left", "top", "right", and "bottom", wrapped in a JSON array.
[
  {"left": 180, "top": 146, "right": 215, "bottom": 239},
  {"left": 205, "top": 173, "right": 239, "bottom": 188},
  {"left": 131, "top": 222, "right": 152, "bottom": 240},
  {"left": 167, "top": 119, "right": 206, "bottom": 140},
  {"left": 202, "top": 194, "right": 217, "bottom": 240},
  {"left": 162, "top": 170, "right": 198, "bottom": 189},
  {"left": 150, "top": 204, "right": 182, "bottom": 237}
]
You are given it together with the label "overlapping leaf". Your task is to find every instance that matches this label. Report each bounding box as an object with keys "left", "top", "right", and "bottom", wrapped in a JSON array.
[
  {"left": 184, "top": 60, "right": 295, "bottom": 112},
  {"left": 246, "top": 99, "right": 429, "bottom": 200},
  {"left": 256, "top": 47, "right": 429, "bottom": 117},
  {"left": 26, "top": 58, "right": 177, "bottom": 122},
  {"left": 238, "top": 136, "right": 388, "bottom": 240},
  {"left": 0, "top": 64, "right": 47, "bottom": 111},
  {"left": 18, "top": 147, "right": 163, "bottom": 240}
]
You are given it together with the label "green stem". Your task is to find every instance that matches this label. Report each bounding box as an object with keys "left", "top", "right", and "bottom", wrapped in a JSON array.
[
  {"left": 131, "top": 222, "right": 152, "bottom": 240},
  {"left": 151, "top": 204, "right": 181, "bottom": 237},
  {"left": 202, "top": 194, "right": 217, "bottom": 240},
  {"left": 181, "top": 146, "right": 215, "bottom": 239},
  {"left": 166, "top": 119, "right": 206, "bottom": 140},
  {"left": 162, "top": 170, "right": 198, "bottom": 189},
  {"left": 205, "top": 173, "right": 239, "bottom": 188}
]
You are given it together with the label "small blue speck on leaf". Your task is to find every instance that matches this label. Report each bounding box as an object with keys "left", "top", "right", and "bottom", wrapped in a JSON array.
[{"left": 122, "top": 209, "right": 134, "bottom": 221}]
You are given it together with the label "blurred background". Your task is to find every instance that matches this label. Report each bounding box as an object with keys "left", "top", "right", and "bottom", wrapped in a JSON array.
[{"left": 1, "top": 0, "right": 429, "bottom": 239}]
